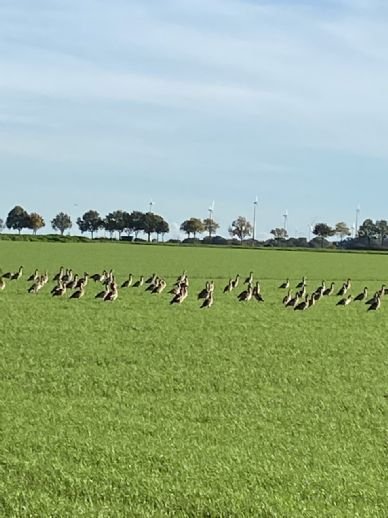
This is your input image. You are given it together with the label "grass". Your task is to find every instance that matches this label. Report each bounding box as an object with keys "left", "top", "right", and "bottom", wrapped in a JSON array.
[{"left": 0, "top": 241, "right": 387, "bottom": 517}]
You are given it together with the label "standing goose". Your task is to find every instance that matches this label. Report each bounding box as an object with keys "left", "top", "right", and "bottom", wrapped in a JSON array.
[
  {"left": 95, "top": 284, "right": 109, "bottom": 299},
  {"left": 66, "top": 274, "right": 79, "bottom": 290},
  {"left": 322, "top": 282, "right": 335, "bottom": 296},
  {"left": 253, "top": 281, "right": 264, "bottom": 302},
  {"left": 201, "top": 291, "right": 214, "bottom": 309},
  {"left": 132, "top": 275, "right": 144, "bottom": 288},
  {"left": 76, "top": 273, "right": 88, "bottom": 289},
  {"left": 198, "top": 281, "right": 210, "bottom": 300},
  {"left": 279, "top": 278, "right": 290, "bottom": 289},
  {"left": 145, "top": 276, "right": 159, "bottom": 292},
  {"left": 121, "top": 274, "right": 133, "bottom": 288},
  {"left": 367, "top": 293, "right": 381, "bottom": 311},
  {"left": 170, "top": 283, "right": 188, "bottom": 305},
  {"left": 296, "top": 276, "right": 306, "bottom": 289},
  {"left": 0, "top": 277, "right": 6, "bottom": 291},
  {"left": 152, "top": 279, "right": 167, "bottom": 294},
  {"left": 223, "top": 279, "right": 233, "bottom": 293},
  {"left": 27, "top": 269, "right": 39, "bottom": 282},
  {"left": 11, "top": 266, "right": 23, "bottom": 280},
  {"left": 294, "top": 294, "right": 309, "bottom": 311},
  {"left": 53, "top": 266, "right": 64, "bottom": 282},
  {"left": 244, "top": 272, "right": 254, "bottom": 285},
  {"left": 354, "top": 287, "right": 368, "bottom": 302},
  {"left": 103, "top": 281, "right": 118, "bottom": 301},
  {"left": 52, "top": 280, "right": 67, "bottom": 297},
  {"left": 70, "top": 281, "right": 86, "bottom": 299},
  {"left": 282, "top": 289, "right": 292, "bottom": 305},
  {"left": 286, "top": 293, "right": 300, "bottom": 308},
  {"left": 365, "top": 292, "right": 379, "bottom": 305},
  {"left": 231, "top": 274, "right": 240, "bottom": 289},
  {"left": 145, "top": 273, "right": 157, "bottom": 284},
  {"left": 238, "top": 284, "right": 253, "bottom": 302},
  {"left": 336, "top": 283, "right": 348, "bottom": 297},
  {"left": 337, "top": 294, "right": 352, "bottom": 306},
  {"left": 28, "top": 278, "right": 44, "bottom": 294}
]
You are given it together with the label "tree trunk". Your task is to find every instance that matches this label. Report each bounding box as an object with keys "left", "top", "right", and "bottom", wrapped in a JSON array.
[{"left": 60, "top": 229, "right": 64, "bottom": 236}]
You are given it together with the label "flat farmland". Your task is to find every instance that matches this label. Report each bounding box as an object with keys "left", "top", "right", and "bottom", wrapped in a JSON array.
[{"left": 0, "top": 241, "right": 387, "bottom": 517}]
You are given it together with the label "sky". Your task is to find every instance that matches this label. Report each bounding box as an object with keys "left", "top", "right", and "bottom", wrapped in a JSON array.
[{"left": 1, "top": 0, "right": 388, "bottom": 239}]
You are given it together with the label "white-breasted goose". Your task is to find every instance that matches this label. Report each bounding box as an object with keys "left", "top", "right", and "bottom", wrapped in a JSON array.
[
  {"left": 201, "top": 291, "right": 214, "bottom": 309},
  {"left": 253, "top": 282, "right": 264, "bottom": 302},
  {"left": 223, "top": 279, "right": 233, "bottom": 293},
  {"left": 244, "top": 272, "right": 254, "bottom": 284},
  {"left": 337, "top": 295, "right": 352, "bottom": 306},
  {"left": 231, "top": 274, "right": 240, "bottom": 289},
  {"left": 145, "top": 273, "right": 157, "bottom": 284},
  {"left": 170, "top": 284, "right": 188, "bottom": 304},
  {"left": 121, "top": 274, "right": 133, "bottom": 288},
  {"left": 10, "top": 266, "right": 23, "bottom": 280},
  {"left": 103, "top": 281, "right": 118, "bottom": 301},
  {"left": 132, "top": 275, "right": 144, "bottom": 288},
  {"left": 238, "top": 284, "right": 253, "bottom": 302},
  {"left": 367, "top": 294, "right": 381, "bottom": 311},
  {"left": 354, "top": 287, "right": 368, "bottom": 302},
  {"left": 282, "top": 289, "right": 292, "bottom": 305},
  {"left": 70, "top": 281, "right": 86, "bottom": 299},
  {"left": 27, "top": 269, "right": 39, "bottom": 282},
  {"left": 295, "top": 276, "right": 306, "bottom": 289},
  {"left": 294, "top": 294, "right": 309, "bottom": 310},
  {"left": 323, "top": 282, "right": 335, "bottom": 296},
  {"left": 279, "top": 278, "right": 290, "bottom": 289}
]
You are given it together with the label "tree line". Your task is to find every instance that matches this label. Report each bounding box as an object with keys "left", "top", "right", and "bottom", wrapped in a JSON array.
[{"left": 1, "top": 205, "right": 388, "bottom": 249}]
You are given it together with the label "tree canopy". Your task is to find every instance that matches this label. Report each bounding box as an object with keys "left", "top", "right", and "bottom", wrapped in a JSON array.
[
  {"left": 229, "top": 216, "right": 252, "bottom": 243},
  {"left": 76, "top": 210, "right": 103, "bottom": 238},
  {"left": 51, "top": 212, "right": 72, "bottom": 235},
  {"left": 6, "top": 206, "right": 30, "bottom": 234},
  {"left": 180, "top": 218, "right": 205, "bottom": 238},
  {"left": 270, "top": 227, "right": 288, "bottom": 240},
  {"left": 28, "top": 212, "right": 45, "bottom": 234},
  {"left": 203, "top": 217, "right": 220, "bottom": 238},
  {"left": 313, "top": 223, "right": 335, "bottom": 246}
]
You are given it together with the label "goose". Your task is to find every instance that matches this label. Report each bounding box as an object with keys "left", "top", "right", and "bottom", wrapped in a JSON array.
[
  {"left": 132, "top": 275, "right": 144, "bottom": 288},
  {"left": 121, "top": 274, "right": 133, "bottom": 288},
  {"left": 90, "top": 271, "right": 106, "bottom": 283},
  {"left": 145, "top": 273, "right": 157, "bottom": 284},
  {"left": 145, "top": 277, "right": 159, "bottom": 291},
  {"left": 70, "top": 281, "right": 85, "bottom": 299},
  {"left": 294, "top": 294, "right": 309, "bottom": 311},
  {"left": 297, "top": 285, "right": 307, "bottom": 298},
  {"left": 28, "top": 278, "right": 44, "bottom": 294},
  {"left": 104, "top": 282, "right": 118, "bottom": 302},
  {"left": 286, "top": 293, "right": 300, "bottom": 308},
  {"left": 223, "top": 279, "right": 233, "bottom": 293},
  {"left": 322, "top": 282, "right": 335, "bottom": 296},
  {"left": 354, "top": 287, "right": 368, "bottom": 302},
  {"left": 170, "top": 284, "right": 188, "bottom": 304},
  {"left": 367, "top": 293, "right": 381, "bottom": 311},
  {"left": 253, "top": 282, "right": 264, "bottom": 302},
  {"left": 95, "top": 284, "right": 109, "bottom": 299},
  {"left": 198, "top": 282, "right": 210, "bottom": 300},
  {"left": 11, "top": 266, "right": 23, "bottom": 280},
  {"left": 66, "top": 274, "right": 79, "bottom": 290},
  {"left": 201, "top": 291, "right": 214, "bottom": 309},
  {"left": 295, "top": 276, "right": 306, "bottom": 289},
  {"left": 365, "top": 292, "right": 379, "bottom": 305},
  {"left": 244, "top": 272, "right": 254, "bottom": 284},
  {"left": 308, "top": 294, "right": 316, "bottom": 308},
  {"left": 279, "top": 278, "right": 290, "bottom": 289},
  {"left": 337, "top": 294, "right": 352, "bottom": 306},
  {"left": 152, "top": 279, "right": 167, "bottom": 294},
  {"left": 52, "top": 280, "right": 66, "bottom": 297},
  {"left": 0, "top": 277, "right": 6, "bottom": 291},
  {"left": 282, "top": 289, "right": 292, "bottom": 305},
  {"left": 27, "top": 269, "right": 39, "bottom": 282},
  {"left": 238, "top": 284, "right": 253, "bottom": 302},
  {"left": 62, "top": 269, "right": 73, "bottom": 283},
  {"left": 336, "top": 283, "right": 348, "bottom": 297},
  {"left": 53, "top": 266, "right": 64, "bottom": 282},
  {"left": 231, "top": 274, "right": 240, "bottom": 289},
  {"left": 76, "top": 273, "right": 88, "bottom": 289}
]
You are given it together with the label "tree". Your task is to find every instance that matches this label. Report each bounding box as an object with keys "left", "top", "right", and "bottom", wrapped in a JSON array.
[
  {"left": 376, "top": 220, "right": 388, "bottom": 246},
  {"left": 28, "top": 212, "right": 45, "bottom": 235},
  {"left": 76, "top": 210, "right": 103, "bottom": 238},
  {"left": 229, "top": 216, "right": 253, "bottom": 244},
  {"left": 358, "top": 219, "right": 378, "bottom": 246},
  {"left": 154, "top": 216, "right": 169, "bottom": 242},
  {"left": 312, "top": 223, "right": 335, "bottom": 247},
  {"left": 51, "top": 212, "right": 72, "bottom": 235},
  {"left": 6, "top": 205, "right": 30, "bottom": 234},
  {"left": 203, "top": 217, "right": 220, "bottom": 238},
  {"left": 335, "top": 222, "right": 351, "bottom": 242},
  {"left": 270, "top": 228, "right": 288, "bottom": 240},
  {"left": 123, "top": 211, "right": 145, "bottom": 238},
  {"left": 104, "top": 210, "right": 127, "bottom": 239},
  {"left": 180, "top": 218, "right": 205, "bottom": 238}
]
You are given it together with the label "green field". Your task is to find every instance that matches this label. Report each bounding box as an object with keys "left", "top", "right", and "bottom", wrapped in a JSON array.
[{"left": 1, "top": 242, "right": 387, "bottom": 517}]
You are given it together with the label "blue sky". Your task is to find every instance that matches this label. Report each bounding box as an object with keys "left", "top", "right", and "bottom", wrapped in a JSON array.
[{"left": 1, "top": 0, "right": 388, "bottom": 238}]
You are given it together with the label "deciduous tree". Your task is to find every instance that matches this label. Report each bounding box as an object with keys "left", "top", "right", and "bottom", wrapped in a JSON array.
[
  {"left": 335, "top": 222, "right": 351, "bottom": 241},
  {"left": 358, "top": 219, "right": 378, "bottom": 246},
  {"left": 203, "top": 217, "right": 220, "bottom": 238},
  {"left": 51, "top": 212, "right": 72, "bottom": 235},
  {"left": 229, "top": 216, "right": 252, "bottom": 244},
  {"left": 180, "top": 218, "right": 205, "bottom": 238},
  {"left": 312, "top": 223, "right": 335, "bottom": 247},
  {"left": 270, "top": 228, "right": 288, "bottom": 240},
  {"left": 29, "top": 212, "right": 45, "bottom": 235},
  {"left": 76, "top": 210, "right": 103, "bottom": 239},
  {"left": 6, "top": 205, "right": 30, "bottom": 234}
]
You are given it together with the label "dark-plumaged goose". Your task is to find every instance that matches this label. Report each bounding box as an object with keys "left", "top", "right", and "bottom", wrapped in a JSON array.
[
  {"left": 103, "top": 281, "right": 118, "bottom": 301},
  {"left": 367, "top": 293, "right": 381, "bottom": 311},
  {"left": 27, "top": 269, "right": 39, "bottom": 282},
  {"left": 121, "top": 274, "right": 133, "bottom": 288},
  {"left": 145, "top": 273, "right": 157, "bottom": 284},
  {"left": 66, "top": 274, "right": 79, "bottom": 290},
  {"left": 9, "top": 266, "right": 23, "bottom": 281},
  {"left": 152, "top": 278, "right": 167, "bottom": 294},
  {"left": 282, "top": 289, "right": 292, "bottom": 305},
  {"left": 76, "top": 273, "right": 88, "bottom": 289},
  {"left": 223, "top": 279, "right": 233, "bottom": 293},
  {"left": 132, "top": 275, "right": 144, "bottom": 288},
  {"left": 90, "top": 270, "right": 106, "bottom": 283},
  {"left": 336, "top": 283, "right": 348, "bottom": 297},
  {"left": 286, "top": 293, "right": 300, "bottom": 308},
  {"left": 294, "top": 294, "right": 309, "bottom": 311},
  {"left": 297, "top": 285, "right": 307, "bottom": 299},
  {"left": 238, "top": 284, "right": 253, "bottom": 302},
  {"left": 28, "top": 278, "right": 44, "bottom": 294},
  {"left": 53, "top": 266, "right": 64, "bottom": 282},
  {"left": 201, "top": 291, "right": 214, "bottom": 309},
  {"left": 279, "top": 278, "right": 290, "bottom": 289},
  {"left": 145, "top": 276, "right": 159, "bottom": 291},
  {"left": 244, "top": 272, "right": 254, "bottom": 285},
  {"left": 231, "top": 274, "right": 240, "bottom": 289},
  {"left": 337, "top": 294, "right": 352, "bottom": 306},
  {"left": 70, "top": 281, "right": 86, "bottom": 299},
  {"left": 95, "top": 284, "right": 109, "bottom": 299},
  {"left": 253, "top": 281, "right": 264, "bottom": 302},
  {"left": 322, "top": 282, "right": 335, "bottom": 296},
  {"left": 295, "top": 276, "right": 306, "bottom": 289},
  {"left": 52, "top": 280, "right": 66, "bottom": 297},
  {"left": 198, "top": 281, "right": 210, "bottom": 300},
  {"left": 354, "top": 287, "right": 368, "bottom": 302},
  {"left": 170, "top": 283, "right": 188, "bottom": 304}
]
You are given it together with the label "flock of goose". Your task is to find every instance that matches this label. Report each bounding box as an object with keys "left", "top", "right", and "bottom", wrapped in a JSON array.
[{"left": 0, "top": 266, "right": 384, "bottom": 311}]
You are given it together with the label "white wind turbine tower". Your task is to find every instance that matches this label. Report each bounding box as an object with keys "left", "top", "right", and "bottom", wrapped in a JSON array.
[
  {"left": 283, "top": 209, "right": 288, "bottom": 233},
  {"left": 148, "top": 199, "right": 154, "bottom": 213}
]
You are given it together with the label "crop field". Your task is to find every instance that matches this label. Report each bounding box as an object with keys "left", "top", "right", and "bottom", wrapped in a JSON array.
[{"left": 0, "top": 241, "right": 387, "bottom": 517}]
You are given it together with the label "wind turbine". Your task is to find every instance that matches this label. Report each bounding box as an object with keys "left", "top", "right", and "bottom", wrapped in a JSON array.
[
  {"left": 283, "top": 209, "right": 288, "bottom": 233},
  {"left": 148, "top": 199, "right": 154, "bottom": 213},
  {"left": 252, "top": 196, "right": 258, "bottom": 244},
  {"left": 208, "top": 200, "right": 215, "bottom": 222}
]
